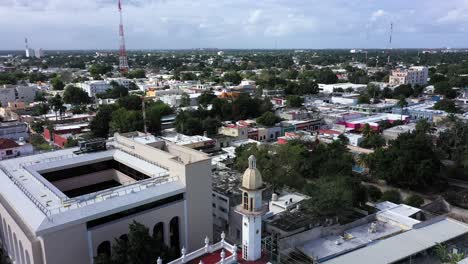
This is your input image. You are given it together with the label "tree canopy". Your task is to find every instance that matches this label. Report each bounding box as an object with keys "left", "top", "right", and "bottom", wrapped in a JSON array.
[{"left": 63, "top": 85, "right": 91, "bottom": 105}]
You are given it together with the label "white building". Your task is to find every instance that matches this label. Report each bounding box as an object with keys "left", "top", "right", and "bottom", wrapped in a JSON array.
[
  {"left": 106, "top": 78, "right": 133, "bottom": 89},
  {"left": 76, "top": 81, "right": 111, "bottom": 97},
  {"left": 34, "top": 49, "right": 45, "bottom": 59},
  {"left": 319, "top": 83, "right": 367, "bottom": 94},
  {"left": 0, "top": 133, "right": 213, "bottom": 264},
  {"left": 389, "top": 66, "right": 429, "bottom": 86}
]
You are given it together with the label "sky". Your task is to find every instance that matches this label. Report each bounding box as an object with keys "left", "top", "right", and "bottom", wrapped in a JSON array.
[{"left": 0, "top": 0, "right": 468, "bottom": 50}]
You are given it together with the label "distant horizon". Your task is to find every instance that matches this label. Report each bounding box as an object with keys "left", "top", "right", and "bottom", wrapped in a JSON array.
[
  {"left": 1, "top": 47, "right": 468, "bottom": 53},
  {"left": 1, "top": 0, "right": 468, "bottom": 50}
]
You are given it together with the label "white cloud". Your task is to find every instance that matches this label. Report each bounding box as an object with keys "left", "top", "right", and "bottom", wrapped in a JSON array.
[
  {"left": 0, "top": 0, "right": 468, "bottom": 49},
  {"left": 371, "top": 9, "right": 386, "bottom": 21}
]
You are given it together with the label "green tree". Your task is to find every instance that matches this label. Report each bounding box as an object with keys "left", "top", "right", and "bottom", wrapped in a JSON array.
[
  {"left": 180, "top": 92, "right": 191, "bottom": 107},
  {"left": 48, "top": 94, "right": 64, "bottom": 120},
  {"left": 380, "top": 189, "right": 402, "bottom": 203},
  {"left": 223, "top": 71, "right": 242, "bottom": 85},
  {"left": 404, "top": 194, "right": 424, "bottom": 207},
  {"left": 109, "top": 108, "right": 143, "bottom": 134},
  {"left": 316, "top": 68, "right": 338, "bottom": 84},
  {"left": 64, "top": 137, "right": 79, "bottom": 148},
  {"left": 256, "top": 111, "right": 281, "bottom": 126},
  {"left": 63, "top": 85, "right": 91, "bottom": 105},
  {"left": 50, "top": 76, "right": 65, "bottom": 90},
  {"left": 117, "top": 95, "right": 142, "bottom": 111},
  {"left": 369, "top": 131, "right": 441, "bottom": 190},
  {"left": 286, "top": 95, "right": 304, "bottom": 107},
  {"left": 90, "top": 105, "right": 117, "bottom": 138},
  {"left": 198, "top": 91, "right": 217, "bottom": 107},
  {"left": 433, "top": 99, "right": 458, "bottom": 113},
  {"left": 127, "top": 69, "right": 146, "bottom": 79},
  {"left": 89, "top": 64, "right": 112, "bottom": 76},
  {"left": 202, "top": 117, "right": 221, "bottom": 136},
  {"left": 304, "top": 176, "right": 364, "bottom": 217},
  {"left": 415, "top": 119, "right": 432, "bottom": 134},
  {"left": 366, "top": 185, "right": 382, "bottom": 202},
  {"left": 357, "top": 94, "right": 371, "bottom": 104},
  {"left": 146, "top": 101, "right": 173, "bottom": 135}
]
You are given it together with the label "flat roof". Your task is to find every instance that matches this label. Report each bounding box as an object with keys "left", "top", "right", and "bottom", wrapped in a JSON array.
[
  {"left": 0, "top": 143, "right": 183, "bottom": 234},
  {"left": 325, "top": 217, "right": 468, "bottom": 264},
  {"left": 299, "top": 220, "right": 403, "bottom": 262}
]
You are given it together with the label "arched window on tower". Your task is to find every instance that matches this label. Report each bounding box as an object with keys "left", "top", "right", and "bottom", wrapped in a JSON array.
[
  {"left": 153, "top": 222, "right": 164, "bottom": 245},
  {"left": 169, "top": 217, "right": 180, "bottom": 255},
  {"left": 243, "top": 192, "right": 249, "bottom": 210},
  {"left": 97, "top": 241, "right": 111, "bottom": 258}
]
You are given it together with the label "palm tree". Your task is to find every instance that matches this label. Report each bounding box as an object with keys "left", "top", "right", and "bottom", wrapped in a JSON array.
[{"left": 396, "top": 96, "right": 408, "bottom": 122}]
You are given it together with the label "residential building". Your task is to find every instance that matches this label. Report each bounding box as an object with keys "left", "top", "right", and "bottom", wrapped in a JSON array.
[
  {"left": 0, "top": 85, "right": 38, "bottom": 106},
  {"left": 382, "top": 123, "right": 417, "bottom": 142},
  {"left": 0, "top": 132, "right": 213, "bottom": 264},
  {"left": 318, "top": 83, "right": 367, "bottom": 94},
  {"left": 0, "top": 138, "right": 33, "bottom": 160},
  {"left": 0, "top": 121, "right": 29, "bottom": 140},
  {"left": 343, "top": 113, "right": 409, "bottom": 131},
  {"left": 76, "top": 81, "right": 111, "bottom": 97},
  {"left": 160, "top": 130, "right": 216, "bottom": 152},
  {"left": 389, "top": 66, "right": 429, "bottom": 86},
  {"left": 348, "top": 102, "right": 395, "bottom": 114},
  {"left": 392, "top": 102, "right": 446, "bottom": 121},
  {"left": 331, "top": 95, "right": 359, "bottom": 105}
]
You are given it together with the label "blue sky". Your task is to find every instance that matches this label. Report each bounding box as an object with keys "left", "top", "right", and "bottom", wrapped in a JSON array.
[{"left": 0, "top": 0, "right": 467, "bottom": 50}]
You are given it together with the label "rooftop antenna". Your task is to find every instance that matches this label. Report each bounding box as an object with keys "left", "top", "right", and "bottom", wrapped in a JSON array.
[
  {"left": 387, "top": 22, "right": 393, "bottom": 64},
  {"left": 118, "top": 0, "right": 129, "bottom": 74}
]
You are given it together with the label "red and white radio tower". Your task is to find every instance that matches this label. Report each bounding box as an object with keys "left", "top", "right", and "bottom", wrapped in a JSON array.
[{"left": 118, "top": 0, "right": 129, "bottom": 73}]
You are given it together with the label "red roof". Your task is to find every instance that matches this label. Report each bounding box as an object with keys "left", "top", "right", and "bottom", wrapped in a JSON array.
[
  {"left": 319, "top": 129, "right": 342, "bottom": 135},
  {"left": 188, "top": 249, "right": 269, "bottom": 264},
  {"left": 0, "top": 138, "right": 19, "bottom": 150}
]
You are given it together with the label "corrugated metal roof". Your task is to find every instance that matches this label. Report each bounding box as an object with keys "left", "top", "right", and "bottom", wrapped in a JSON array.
[{"left": 325, "top": 217, "right": 468, "bottom": 264}]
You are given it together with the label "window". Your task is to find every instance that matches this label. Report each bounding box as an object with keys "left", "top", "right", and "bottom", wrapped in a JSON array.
[
  {"left": 5, "top": 150, "right": 12, "bottom": 156},
  {"left": 212, "top": 203, "right": 216, "bottom": 208},
  {"left": 243, "top": 192, "right": 249, "bottom": 210},
  {"left": 243, "top": 244, "right": 248, "bottom": 259}
]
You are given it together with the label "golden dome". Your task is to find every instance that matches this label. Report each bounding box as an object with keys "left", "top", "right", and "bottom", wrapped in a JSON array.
[{"left": 241, "top": 155, "right": 263, "bottom": 190}]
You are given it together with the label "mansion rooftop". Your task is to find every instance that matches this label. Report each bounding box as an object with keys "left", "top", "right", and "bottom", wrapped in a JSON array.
[{"left": 0, "top": 132, "right": 209, "bottom": 235}]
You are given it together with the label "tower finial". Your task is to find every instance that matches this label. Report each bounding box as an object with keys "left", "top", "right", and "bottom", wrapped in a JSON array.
[{"left": 248, "top": 155, "right": 256, "bottom": 169}]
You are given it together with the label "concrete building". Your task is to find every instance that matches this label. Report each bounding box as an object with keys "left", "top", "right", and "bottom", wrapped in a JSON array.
[
  {"left": 389, "top": 66, "right": 429, "bottom": 86},
  {"left": 0, "top": 85, "right": 38, "bottom": 106},
  {"left": 331, "top": 95, "right": 359, "bottom": 106},
  {"left": 34, "top": 49, "right": 45, "bottom": 59},
  {"left": 392, "top": 102, "right": 447, "bottom": 121},
  {"left": 382, "top": 123, "right": 417, "bottom": 142},
  {"left": 318, "top": 83, "right": 367, "bottom": 94},
  {"left": 0, "top": 138, "right": 33, "bottom": 160},
  {"left": 0, "top": 121, "right": 29, "bottom": 141},
  {"left": 0, "top": 132, "right": 213, "bottom": 264},
  {"left": 76, "top": 81, "right": 112, "bottom": 97}
]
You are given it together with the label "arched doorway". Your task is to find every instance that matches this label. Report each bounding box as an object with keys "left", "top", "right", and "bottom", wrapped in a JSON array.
[
  {"left": 97, "top": 241, "right": 111, "bottom": 258},
  {"left": 153, "top": 222, "right": 164, "bottom": 245},
  {"left": 169, "top": 217, "right": 180, "bottom": 254}
]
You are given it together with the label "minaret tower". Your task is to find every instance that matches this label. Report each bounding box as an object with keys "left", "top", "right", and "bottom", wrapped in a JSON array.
[{"left": 236, "top": 155, "right": 266, "bottom": 261}]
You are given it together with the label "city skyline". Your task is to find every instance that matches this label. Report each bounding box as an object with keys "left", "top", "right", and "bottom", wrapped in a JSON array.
[{"left": 0, "top": 0, "right": 468, "bottom": 50}]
